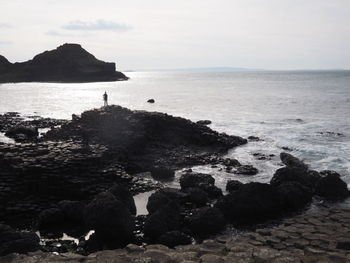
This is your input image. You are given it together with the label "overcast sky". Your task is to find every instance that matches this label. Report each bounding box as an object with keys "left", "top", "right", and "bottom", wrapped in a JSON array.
[{"left": 1, "top": 0, "right": 350, "bottom": 70}]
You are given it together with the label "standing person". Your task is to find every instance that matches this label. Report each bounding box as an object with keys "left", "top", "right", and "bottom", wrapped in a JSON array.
[{"left": 103, "top": 91, "right": 108, "bottom": 107}]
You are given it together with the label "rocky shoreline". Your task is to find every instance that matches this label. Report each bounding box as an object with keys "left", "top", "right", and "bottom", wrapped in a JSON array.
[
  {"left": 0, "top": 105, "right": 349, "bottom": 261},
  {"left": 2, "top": 207, "right": 350, "bottom": 262}
]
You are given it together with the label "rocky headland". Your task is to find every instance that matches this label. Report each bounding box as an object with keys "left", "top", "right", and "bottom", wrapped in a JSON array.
[
  {"left": 0, "top": 44, "right": 128, "bottom": 83},
  {"left": 0, "top": 105, "right": 349, "bottom": 262}
]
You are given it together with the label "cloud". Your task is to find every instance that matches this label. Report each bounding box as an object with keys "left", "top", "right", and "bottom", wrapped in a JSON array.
[
  {"left": 62, "top": 19, "right": 131, "bottom": 32},
  {"left": 0, "top": 23, "right": 13, "bottom": 28},
  {"left": 45, "top": 30, "right": 74, "bottom": 37},
  {"left": 0, "top": 41, "right": 12, "bottom": 45}
]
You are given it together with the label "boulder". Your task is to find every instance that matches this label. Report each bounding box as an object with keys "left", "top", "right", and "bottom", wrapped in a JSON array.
[
  {"left": 147, "top": 188, "right": 187, "bottom": 214},
  {"left": 184, "top": 187, "right": 208, "bottom": 207},
  {"left": 150, "top": 166, "right": 175, "bottom": 181},
  {"left": 144, "top": 201, "right": 181, "bottom": 241},
  {"left": 180, "top": 172, "right": 222, "bottom": 199},
  {"left": 84, "top": 192, "right": 134, "bottom": 245},
  {"left": 280, "top": 152, "right": 308, "bottom": 170},
  {"left": 199, "top": 184, "right": 223, "bottom": 199},
  {"left": 187, "top": 207, "right": 226, "bottom": 237},
  {"left": 0, "top": 224, "right": 40, "bottom": 256},
  {"left": 235, "top": 165, "right": 258, "bottom": 175},
  {"left": 147, "top": 99, "right": 155, "bottom": 103},
  {"left": 315, "top": 172, "right": 349, "bottom": 201},
  {"left": 222, "top": 158, "right": 241, "bottom": 167},
  {"left": 180, "top": 173, "right": 215, "bottom": 189},
  {"left": 109, "top": 184, "right": 136, "bottom": 215},
  {"left": 57, "top": 200, "right": 85, "bottom": 222},
  {"left": 226, "top": 180, "right": 243, "bottom": 193},
  {"left": 38, "top": 208, "right": 65, "bottom": 229},
  {"left": 215, "top": 182, "right": 282, "bottom": 225},
  {"left": 270, "top": 167, "right": 320, "bottom": 190},
  {"left": 276, "top": 181, "right": 312, "bottom": 211},
  {"left": 5, "top": 125, "right": 38, "bottom": 140},
  {"left": 158, "top": 231, "right": 192, "bottom": 248}
]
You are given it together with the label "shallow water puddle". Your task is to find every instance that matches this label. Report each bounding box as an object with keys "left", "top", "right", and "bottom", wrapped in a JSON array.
[{"left": 134, "top": 191, "right": 155, "bottom": 215}]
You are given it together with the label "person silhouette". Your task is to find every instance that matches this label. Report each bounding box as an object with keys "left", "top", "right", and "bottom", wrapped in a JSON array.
[{"left": 103, "top": 91, "right": 108, "bottom": 107}]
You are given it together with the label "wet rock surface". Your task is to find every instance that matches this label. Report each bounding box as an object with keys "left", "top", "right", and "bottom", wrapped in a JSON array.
[{"left": 3, "top": 207, "right": 350, "bottom": 262}]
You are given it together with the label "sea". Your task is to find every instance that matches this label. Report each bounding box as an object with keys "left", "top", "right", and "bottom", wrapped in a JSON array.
[{"left": 1, "top": 70, "right": 350, "bottom": 195}]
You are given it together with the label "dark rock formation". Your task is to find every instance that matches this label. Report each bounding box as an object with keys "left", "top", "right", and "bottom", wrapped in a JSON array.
[
  {"left": 0, "top": 43, "right": 128, "bottom": 83},
  {"left": 234, "top": 165, "right": 258, "bottom": 175},
  {"left": 187, "top": 207, "right": 226, "bottom": 237},
  {"left": 270, "top": 167, "right": 321, "bottom": 190},
  {"left": 276, "top": 182, "right": 312, "bottom": 211},
  {"left": 158, "top": 231, "right": 192, "bottom": 248},
  {"left": 38, "top": 208, "right": 66, "bottom": 230},
  {"left": 315, "top": 171, "right": 350, "bottom": 201},
  {"left": 57, "top": 200, "right": 86, "bottom": 223},
  {"left": 109, "top": 184, "right": 136, "bottom": 215},
  {"left": 0, "top": 224, "right": 40, "bottom": 256},
  {"left": 44, "top": 106, "right": 247, "bottom": 173},
  {"left": 280, "top": 152, "right": 308, "bottom": 170},
  {"left": 226, "top": 180, "right": 243, "bottom": 193},
  {"left": 84, "top": 192, "right": 134, "bottom": 247},
  {"left": 215, "top": 182, "right": 282, "bottom": 225},
  {"left": 147, "top": 188, "right": 187, "bottom": 214},
  {"left": 180, "top": 173, "right": 215, "bottom": 189},
  {"left": 183, "top": 187, "right": 208, "bottom": 207},
  {"left": 179, "top": 172, "right": 222, "bottom": 198},
  {"left": 144, "top": 201, "right": 181, "bottom": 241},
  {"left": 147, "top": 99, "right": 155, "bottom": 103},
  {"left": 150, "top": 166, "right": 175, "bottom": 181},
  {"left": 5, "top": 125, "right": 38, "bottom": 142}
]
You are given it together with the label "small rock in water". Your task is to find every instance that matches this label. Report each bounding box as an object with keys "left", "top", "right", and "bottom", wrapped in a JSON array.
[
  {"left": 234, "top": 165, "right": 258, "bottom": 176},
  {"left": 147, "top": 99, "right": 155, "bottom": 103},
  {"left": 196, "top": 120, "right": 212, "bottom": 125},
  {"left": 248, "top": 136, "right": 261, "bottom": 141}
]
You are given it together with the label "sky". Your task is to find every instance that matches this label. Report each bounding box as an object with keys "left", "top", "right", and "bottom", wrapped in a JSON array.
[{"left": 1, "top": 0, "right": 350, "bottom": 71}]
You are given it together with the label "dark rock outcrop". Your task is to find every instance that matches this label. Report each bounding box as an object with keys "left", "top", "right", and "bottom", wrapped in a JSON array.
[
  {"left": 276, "top": 181, "right": 313, "bottom": 211},
  {"left": 280, "top": 152, "right": 308, "bottom": 170},
  {"left": 187, "top": 207, "right": 226, "bottom": 237},
  {"left": 109, "top": 184, "right": 136, "bottom": 215},
  {"left": 234, "top": 165, "right": 258, "bottom": 175},
  {"left": 183, "top": 187, "right": 208, "bottom": 207},
  {"left": 0, "top": 43, "right": 128, "bottom": 83},
  {"left": 44, "top": 106, "right": 247, "bottom": 174},
  {"left": 147, "top": 188, "right": 187, "bottom": 214},
  {"left": 147, "top": 99, "right": 155, "bottom": 103},
  {"left": 0, "top": 224, "right": 40, "bottom": 256},
  {"left": 150, "top": 166, "right": 175, "bottom": 181},
  {"left": 144, "top": 201, "right": 181, "bottom": 241},
  {"left": 5, "top": 125, "right": 38, "bottom": 142},
  {"left": 226, "top": 180, "right": 243, "bottom": 193},
  {"left": 180, "top": 172, "right": 222, "bottom": 198},
  {"left": 270, "top": 167, "right": 320, "bottom": 190},
  {"left": 84, "top": 192, "right": 134, "bottom": 247},
  {"left": 315, "top": 171, "right": 350, "bottom": 201},
  {"left": 38, "top": 208, "right": 66, "bottom": 230},
  {"left": 157, "top": 231, "right": 192, "bottom": 248},
  {"left": 215, "top": 182, "right": 282, "bottom": 225}
]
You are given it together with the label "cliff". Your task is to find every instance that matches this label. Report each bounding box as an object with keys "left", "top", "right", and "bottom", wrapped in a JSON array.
[{"left": 0, "top": 44, "right": 128, "bottom": 83}]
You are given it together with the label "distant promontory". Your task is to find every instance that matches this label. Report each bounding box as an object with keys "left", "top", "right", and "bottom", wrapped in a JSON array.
[{"left": 0, "top": 43, "right": 128, "bottom": 83}]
